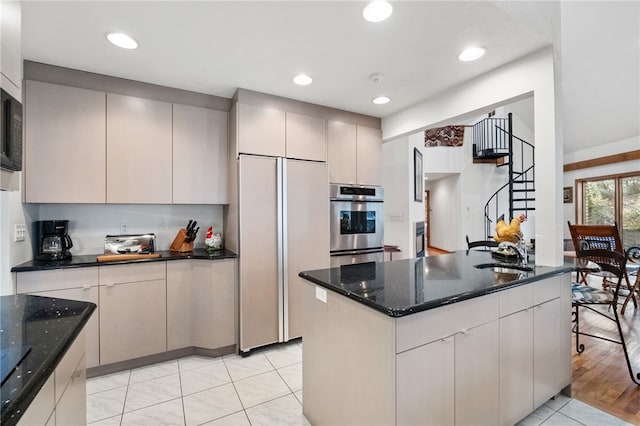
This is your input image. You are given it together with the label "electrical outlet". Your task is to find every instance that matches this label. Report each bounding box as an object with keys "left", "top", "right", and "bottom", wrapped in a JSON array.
[
  {"left": 120, "top": 223, "right": 128, "bottom": 234},
  {"left": 14, "top": 224, "right": 26, "bottom": 242}
]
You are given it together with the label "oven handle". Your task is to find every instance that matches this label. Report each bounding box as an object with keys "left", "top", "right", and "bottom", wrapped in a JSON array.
[
  {"left": 330, "top": 199, "right": 384, "bottom": 203},
  {"left": 330, "top": 248, "right": 384, "bottom": 257}
]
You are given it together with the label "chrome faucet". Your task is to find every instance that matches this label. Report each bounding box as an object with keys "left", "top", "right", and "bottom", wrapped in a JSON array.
[{"left": 498, "top": 241, "right": 528, "bottom": 266}]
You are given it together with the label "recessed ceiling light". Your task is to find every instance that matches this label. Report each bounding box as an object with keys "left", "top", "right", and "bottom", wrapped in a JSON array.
[
  {"left": 458, "top": 46, "right": 486, "bottom": 62},
  {"left": 106, "top": 32, "right": 138, "bottom": 50},
  {"left": 372, "top": 96, "right": 390, "bottom": 105},
  {"left": 363, "top": 1, "right": 393, "bottom": 23},
  {"left": 292, "top": 74, "right": 313, "bottom": 86}
]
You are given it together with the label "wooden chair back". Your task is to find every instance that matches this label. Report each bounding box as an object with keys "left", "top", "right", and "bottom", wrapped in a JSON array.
[{"left": 567, "top": 222, "right": 625, "bottom": 255}]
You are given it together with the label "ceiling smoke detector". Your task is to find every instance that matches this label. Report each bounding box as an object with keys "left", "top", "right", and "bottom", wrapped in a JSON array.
[{"left": 369, "top": 72, "right": 384, "bottom": 83}]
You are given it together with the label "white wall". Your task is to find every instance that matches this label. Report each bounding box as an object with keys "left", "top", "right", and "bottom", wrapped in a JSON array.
[
  {"left": 383, "top": 136, "right": 411, "bottom": 258},
  {"left": 563, "top": 135, "right": 640, "bottom": 237},
  {"left": 37, "top": 204, "right": 224, "bottom": 255},
  {"left": 397, "top": 99, "right": 536, "bottom": 252},
  {"left": 383, "top": 47, "right": 563, "bottom": 266},
  {"left": 382, "top": 134, "right": 426, "bottom": 259}
]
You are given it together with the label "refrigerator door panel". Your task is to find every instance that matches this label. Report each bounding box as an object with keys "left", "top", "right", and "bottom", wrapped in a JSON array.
[
  {"left": 285, "top": 159, "right": 330, "bottom": 340},
  {"left": 239, "top": 155, "right": 280, "bottom": 351}
]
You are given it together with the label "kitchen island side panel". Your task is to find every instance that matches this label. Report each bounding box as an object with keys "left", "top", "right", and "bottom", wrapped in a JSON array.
[{"left": 301, "top": 281, "right": 396, "bottom": 426}]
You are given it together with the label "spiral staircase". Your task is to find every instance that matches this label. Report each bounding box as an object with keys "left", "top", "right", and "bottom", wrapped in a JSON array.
[{"left": 472, "top": 113, "right": 535, "bottom": 238}]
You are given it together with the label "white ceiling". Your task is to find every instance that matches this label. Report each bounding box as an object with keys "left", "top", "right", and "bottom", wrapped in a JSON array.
[{"left": 21, "top": 1, "right": 639, "bottom": 154}]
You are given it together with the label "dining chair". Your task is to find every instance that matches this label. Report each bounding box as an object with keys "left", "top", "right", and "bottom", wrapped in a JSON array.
[
  {"left": 567, "top": 222, "right": 637, "bottom": 313},
  {"left": 571, "top": 248, "right": 640, "bottom": 385},
  {"left": 465, "top": 235, "right": 499, "bottom": 250}
]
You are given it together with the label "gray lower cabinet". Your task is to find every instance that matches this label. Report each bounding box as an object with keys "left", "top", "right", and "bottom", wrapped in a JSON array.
[
  {"left": 167, "top": 259, "right": 236, "bottom": 351},
  {"left": 455, "top": 320, "right": 500, "bottom": 426},
  {"left": 396, "top": 319, "right": 500, "bottom": 426},
  {"left": 498, "top": 276, "right": 568, "bottom": 426},
  {"left": 99, "top": 263, "right": 167, "bottom": 364},
  {"left": 16, "top": 268, "right": 100, "bottom": 368},
  {"left": 396, "top": 337, "right": 454, "bottom": 426},
  {"left": 167, "top": 260, "right": 192, "bottom": 350},
  {"left": 17, "top": 259, "right": 236, "bottom": 371},
  {"left": 191, "top": 259, "right": 236, "bottom": 349},
  {"left": 18, "top": 330, "right": 87, "bottom": 426}
]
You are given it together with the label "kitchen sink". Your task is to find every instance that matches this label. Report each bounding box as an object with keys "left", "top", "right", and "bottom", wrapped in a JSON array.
[{"left": 474, "top": 263, "right": 535, "bottom": 274}]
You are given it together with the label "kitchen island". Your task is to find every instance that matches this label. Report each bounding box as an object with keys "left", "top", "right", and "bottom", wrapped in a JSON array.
[
  {"left": 1, "top": 294, "right": 96, "bottom": 426},
  {"left": 298, "top": 251, "right": 573, "bottom": 426}
]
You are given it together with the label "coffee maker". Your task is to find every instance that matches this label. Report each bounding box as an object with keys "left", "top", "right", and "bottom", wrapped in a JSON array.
[{"left": 33, "top": 220, "right": 73, "bottom": 261}]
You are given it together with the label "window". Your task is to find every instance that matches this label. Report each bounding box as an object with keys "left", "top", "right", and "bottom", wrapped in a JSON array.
[{"left": 578, "top": 172, "right": 640, "bottom": 247}]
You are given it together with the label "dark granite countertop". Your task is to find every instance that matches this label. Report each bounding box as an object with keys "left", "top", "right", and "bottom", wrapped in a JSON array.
[
  {"left": 11, "top": 248, "right": 237, "bottom": 272},
  {"left": 299, "top": 250, "right": 575, "bottom": 317},
  {"left": 1, "top": 294, "right": 96, "bottom": 426}
]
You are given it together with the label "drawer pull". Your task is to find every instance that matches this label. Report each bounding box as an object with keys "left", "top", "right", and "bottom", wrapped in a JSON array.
[
  {"left": 106, "top": 283, "right": 115, "bottom": 288},
  {"left": 459, "top": 328, "right": 470, "bottom": 336},
  {"left": 71, "top": 370, "right": 83, "bottom": 380}
]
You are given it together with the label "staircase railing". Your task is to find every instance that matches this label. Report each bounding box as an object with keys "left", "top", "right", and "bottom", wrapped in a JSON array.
[
  {"left": 481, "top": 113, "right": 536, "bottom": 238},
  {"left": 472, "top": 117, "right": 509, "bottom": 158}
]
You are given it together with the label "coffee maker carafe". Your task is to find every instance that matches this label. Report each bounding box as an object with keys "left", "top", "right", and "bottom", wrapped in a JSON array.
[{"left": 34, "top": 220, "right": 73, "bottom": 261}]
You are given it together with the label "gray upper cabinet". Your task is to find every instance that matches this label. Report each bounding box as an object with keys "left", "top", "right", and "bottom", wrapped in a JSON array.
[
  {"left": 236, "top": 103, "right": 329, "bottom": 161},
  {"left": 285, "top": 111, "right": 327, "bottom": 161},
  {"left": 328, "top": 120, "right": 357, "bottom": 184},
  {"left": 237, "top": 103, "right": 286, "bottom": 157},
  {"left": 327, "top": 121, "right": 383, "bottom": 186},
  {"left": 173, "top": 103, "right": 228, "bottom": 204},
  {"left": 356, "top": 126, "right": 383, "bottom": 186},
  {"left": 106, "top": 93, "right": 173, "bottom": 204},
  {"left": 25, "top": 81, "right": 106, "bottom": 203}
]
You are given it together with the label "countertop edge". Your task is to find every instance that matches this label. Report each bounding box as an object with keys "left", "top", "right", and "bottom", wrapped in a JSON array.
[
  {"left": 299, "top": 265, "right": 574, "bottom": 318},
  {"left": 10, "top": 249, "right": 238, "bottom": 272}
]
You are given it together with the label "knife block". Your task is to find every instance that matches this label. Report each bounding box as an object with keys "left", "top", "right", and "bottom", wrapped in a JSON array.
[{"left": 170, "top": 229, "right": 193, "bottom": 253}]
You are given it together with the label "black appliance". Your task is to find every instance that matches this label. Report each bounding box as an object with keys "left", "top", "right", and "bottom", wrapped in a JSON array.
[
  {"left": 33, "top": 220, "right": 73, "bottom": 261},
  {"left": 1, "top": 88, "right": 23, "bottom": 171}
]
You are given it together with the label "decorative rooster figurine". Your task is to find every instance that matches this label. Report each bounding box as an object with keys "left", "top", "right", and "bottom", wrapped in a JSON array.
[{"left": 493, "top": 214, "right": 526, "bottom": 243}]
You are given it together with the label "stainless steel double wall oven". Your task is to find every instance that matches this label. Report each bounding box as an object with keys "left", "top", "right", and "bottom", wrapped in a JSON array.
[{"left": 330, "top": 184, "right": 384, "bottom": 266}]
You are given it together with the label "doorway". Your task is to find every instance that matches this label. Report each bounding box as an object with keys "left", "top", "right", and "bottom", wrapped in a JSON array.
[{"left": 424, "top": 189, "right": 430, "bottom": 247}]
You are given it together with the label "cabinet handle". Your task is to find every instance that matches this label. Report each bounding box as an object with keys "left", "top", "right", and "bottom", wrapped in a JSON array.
[
  {"left": 106, "top": 283, "right": 114, "bottom": 288},
  {"left": 82, "top": 285, "right": 91, "bottom": 290},
  {"left": 459, "top": 328, "right": 470, "bottom": 336},
  {"left": 441, "top": 336, "right": 454, "bottom": 343},
  {"left": 71, "top": 370, "right": 82, "bottom": 380}
]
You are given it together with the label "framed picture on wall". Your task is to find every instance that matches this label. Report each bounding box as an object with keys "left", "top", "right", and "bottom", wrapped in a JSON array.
[
  {"left": 414, "top": 148, "right": 423, "bottom": 202},
  {"left": 563, "top": 186, "right": 573, "bottom": 203}
]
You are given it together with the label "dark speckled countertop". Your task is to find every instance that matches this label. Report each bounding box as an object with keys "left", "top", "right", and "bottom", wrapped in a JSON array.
[
  {"left": 299, "top": 250, "right": 575, "bottom": 317},
  {"left": 10, "top": 248, "right": 237, "bottom": 272},
  {"left": 1, "top": 294, "right": 96, "bottom": 426}
]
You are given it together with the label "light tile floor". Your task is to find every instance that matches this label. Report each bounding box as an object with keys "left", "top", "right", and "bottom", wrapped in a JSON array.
[{"left": 87, "top": 340, "right": 630, "bottom": 426}]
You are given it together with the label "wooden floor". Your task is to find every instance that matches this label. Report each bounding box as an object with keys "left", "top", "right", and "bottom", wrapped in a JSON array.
[
  {"left": 571, "top": 294, "right": 640, "bottom": 423},
  {"left": 426, "top": 246, "right": 451, "bottom": 256}
]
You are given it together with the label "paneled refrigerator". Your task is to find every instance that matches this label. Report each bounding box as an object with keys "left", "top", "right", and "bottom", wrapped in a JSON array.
[{"left": 238, "top": 154, "right": 329, "bottom": 352}]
